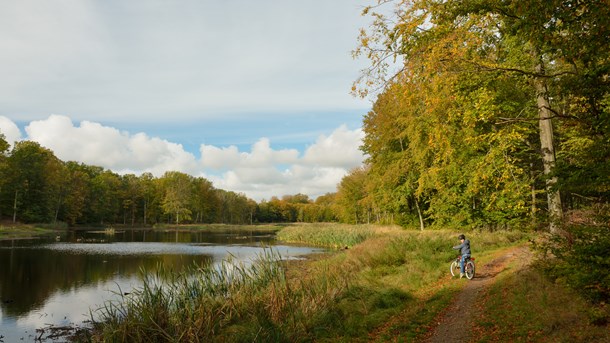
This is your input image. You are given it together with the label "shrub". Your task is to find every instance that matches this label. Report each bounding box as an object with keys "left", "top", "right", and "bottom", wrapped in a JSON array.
[{"left": 534, "top": 225, "right": 610, "bottom": 304}]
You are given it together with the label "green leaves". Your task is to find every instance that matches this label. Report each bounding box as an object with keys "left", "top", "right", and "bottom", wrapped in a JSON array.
[{"left": 352, "top": 0, "right": 610, "bottom": 228}]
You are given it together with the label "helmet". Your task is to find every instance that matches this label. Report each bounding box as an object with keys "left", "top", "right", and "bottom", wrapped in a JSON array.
[{"left": 458, "top": 234, "right": 466, "bottom": 240}]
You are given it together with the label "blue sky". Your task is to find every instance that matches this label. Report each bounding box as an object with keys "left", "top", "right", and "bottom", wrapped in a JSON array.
[{"left": 0, "top": 0, "right": 374, "bottom": 201}]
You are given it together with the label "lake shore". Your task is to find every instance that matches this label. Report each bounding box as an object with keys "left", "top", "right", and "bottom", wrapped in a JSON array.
[
  {"left": 0, "top": 222, "right": 287, "bottom": 241},
  {"left": 0, "top": 223, "right": 62, "bottom": 240}
]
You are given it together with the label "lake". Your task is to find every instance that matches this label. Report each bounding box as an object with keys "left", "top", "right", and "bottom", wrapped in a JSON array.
[{"left": 0, "top": 229, "right": 324, "bottom": 342}]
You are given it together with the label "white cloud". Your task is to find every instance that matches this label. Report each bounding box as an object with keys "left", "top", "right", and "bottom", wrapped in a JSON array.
[
  {"left": 2, "top": 115, "right": 365, "bottom": 200},
  {"left": 25, "top": 115, "right": 199, "bottom": 175},
  {"left": 302, "top": 125, "right": 365, "bottom": 167},
  {"left": 200, "top": 145, "right": 242, "bottom": 169},
  {"left": 0, "top": 0, "right": 370, "bottom": 122},
  {"left": 0, "top": 115, "right": 23, "bottom": 146},
  {"left": 204, "top": 130, "right": 365, "bottom": 200}
]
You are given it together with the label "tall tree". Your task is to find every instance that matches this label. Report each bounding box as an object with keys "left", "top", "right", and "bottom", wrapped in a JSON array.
[
  {"left": 46, "top": 158, "right": 69, "bottom": 224},
  {"left": 139, "top": 172, "right": 157, "bottom": 225},
  {"left": 62, "top": 162, "right": 91, "bottom": 225},
  {"left": 191, "top": 177, "right": 218, "bottom": 223},
  {"left": 336, "top": 167, "right": 369, "bottom": 224},
  {"left": 0, "top": 133, "right": 9, "bottom": 220},
  {"left": 89, "top": 170, "right": 122, "bottom": 225},
  {"left": 3, "top": 141, "right": 59, "bottom": 222},
  {"left": 355, "top": 0, "right": 610, "bottom": 231},
  {"left": 121, "top": 174, "right": 142, "bottom": 226},
  {"left": 160, "top": 171, "right": 193, "bottom": 224}
]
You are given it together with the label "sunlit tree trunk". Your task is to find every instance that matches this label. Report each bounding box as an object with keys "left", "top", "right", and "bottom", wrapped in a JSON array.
[
  {"left": 12, "top": 190, "right": 18, "bottom": 223},
  {"left": 414, "top": 197, "right": 424, "bottom": 231},
  {"left": 534, "top": 61, "right": 563, "bottom": 233}
]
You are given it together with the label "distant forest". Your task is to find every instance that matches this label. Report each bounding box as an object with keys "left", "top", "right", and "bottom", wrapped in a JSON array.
[{"left": 0, "top": 137, "right": 341, "bottom": 226}]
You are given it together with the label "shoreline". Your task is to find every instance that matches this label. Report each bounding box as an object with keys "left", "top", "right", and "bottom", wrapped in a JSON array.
[
  {"left": 0, "top": 223, "right": 287, "bottom": 241},
  {"left": 0, "top": 225, "right": 62, "bottom": 241}
]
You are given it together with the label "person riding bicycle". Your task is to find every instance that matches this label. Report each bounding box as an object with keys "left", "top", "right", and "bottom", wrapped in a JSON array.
[{"left": 452, "top": 234, "right": 471, "bottom": 278}]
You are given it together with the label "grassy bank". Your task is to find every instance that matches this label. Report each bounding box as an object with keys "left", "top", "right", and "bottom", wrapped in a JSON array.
[
  {"left": 89, "top": 224, "right": 531, "bottom": 342},
  {"left": 0, "top": 223, "right": 63, "bottom": 240},
  {"left": 276, "top": 223, "right": 391, "bottom": 248},
  {"left": 472, "top": 255, "right": 610, "bottom": 342},
  {"left": 152, "top": 223, "right": 286, "bottom": 233}
]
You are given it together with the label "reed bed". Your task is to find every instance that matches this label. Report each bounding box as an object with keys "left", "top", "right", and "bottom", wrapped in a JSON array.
[
  {"left": 90, "top": 248, "right": 348, "bottom": 342},
  {"left": 276, "top": 223, "right": 398, "bottom": 248}
]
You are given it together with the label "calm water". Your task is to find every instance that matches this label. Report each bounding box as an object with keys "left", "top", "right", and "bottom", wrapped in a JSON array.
[{"left": 0, "top": 229, "right": 324, "bottom": 342}]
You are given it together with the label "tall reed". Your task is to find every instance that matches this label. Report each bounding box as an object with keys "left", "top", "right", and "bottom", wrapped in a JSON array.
[
  {"left": 91, "top": 248, "right": 348, "bottom": 342},
  {"left": 276, "top": 223, "right": 393, "bottom": 248}
]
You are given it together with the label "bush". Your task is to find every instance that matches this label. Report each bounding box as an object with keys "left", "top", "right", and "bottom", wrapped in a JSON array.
[{"left": 534, "top": 225, "right": 610, "bottom": 304}]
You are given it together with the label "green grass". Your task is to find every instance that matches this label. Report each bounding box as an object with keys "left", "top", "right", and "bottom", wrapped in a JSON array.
[
  {"left": 472, "top": 259, "right": 610, "bottom": 343},
  {"left": 0, "top": 223, "right": 61, "bottom": 239},
  {"left": 276, "top": 223, "right": 397, "bottom": 248},
  {"left": 152, "top": 223, "right": 286, "bottom": 232}
]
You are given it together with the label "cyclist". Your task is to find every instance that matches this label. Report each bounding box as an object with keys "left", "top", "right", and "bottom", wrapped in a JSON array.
[{"left": 452, "top": 234, "right": 471, "bottom": 278}]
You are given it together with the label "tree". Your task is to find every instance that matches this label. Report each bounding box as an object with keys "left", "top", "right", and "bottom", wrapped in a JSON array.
[
  {"left": 139, "top": 172, "right": 156, "bottom": 225},
  {"left": 355, "top": 0, "right": 610, "bottom": 231},
  {"left": 89, "top": 170, "right": 122, "bottom": 225},
  {"left": 191, "top": 177, "right": 218, "bottom": 223},
  {"left": 121, "top": 174, "right": 142, "bottom": 226},
  {"left": 0, "top": 133, "right": 9, "bottom": 220},
  {"left": 62, "top": 162, "right": 91, "bottom": 225},
  {"left": 160, "top": 171, "right": 193, "bottom": 224},
  {"left": 3, "top": 141, "right": 60, "bottom": 223},
  {"left": 335, "top": 167, "right": 369, "bottom": 224},
  {"left": 46, "top": 158, "right": 69, "bottom": 224}
]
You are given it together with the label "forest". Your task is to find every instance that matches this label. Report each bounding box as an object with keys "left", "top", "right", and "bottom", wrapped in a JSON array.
[
  {"left": 0, "top": 135, "right": 342, "bottom": 226},
  {"left": 345, "top": 0, "right": 610, "bottom": 231},
  {"left": 1, "top": 1, "right": 609, "bottom": 231}
]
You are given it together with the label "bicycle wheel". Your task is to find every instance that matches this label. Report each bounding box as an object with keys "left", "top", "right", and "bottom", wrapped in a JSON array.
[
  {"left": 450, "top": 260, "right": 459, "bottom": 277},
  {"left": 465, "top": 261, "right": 475, "bottom": 280}
]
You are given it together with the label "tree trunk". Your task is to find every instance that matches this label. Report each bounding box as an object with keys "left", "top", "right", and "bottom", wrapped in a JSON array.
[
  {"left": 530, "top": 163, "right": 537, "bottom": 219},
  {"left": 534, "top": 61, "right": 563, "bottom": 233},
  {"left": 414, "top": 197, "right": 424, "bottom": 230},
  {"left": 12, "top": 190, "right": 18, "bottom": 223}
]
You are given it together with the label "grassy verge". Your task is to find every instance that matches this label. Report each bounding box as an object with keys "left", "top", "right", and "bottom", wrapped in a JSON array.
[
  {"left": 472, "top": 257, "right": 610, "bottom": 342},
  {"left": 89, "top": 225, "right": 531, "bottom": 342},
  {"left": 152, "top": 223, "right": 286, "bottom": 233},
  {"left": 0, "top": 223, "right": 63, "bottom": 240},
  {"left": 277, "top": 223, "right": 393, "bottom": 248}
]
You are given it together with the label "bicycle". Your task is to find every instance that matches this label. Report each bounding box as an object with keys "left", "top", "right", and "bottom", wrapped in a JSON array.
[{"left": 450, "top": 255, "right": 475, "bottom": 279}]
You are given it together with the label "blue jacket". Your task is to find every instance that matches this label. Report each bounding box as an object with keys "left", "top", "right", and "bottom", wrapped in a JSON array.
[{"left": 452, "top": 239, "right": 471, "bottom": 256}]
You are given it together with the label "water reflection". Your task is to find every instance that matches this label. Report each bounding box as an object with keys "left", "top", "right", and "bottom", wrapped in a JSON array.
[
  {"left": 0, "top": 229, "right": 322, "bottom": 341},
  {"left": 1, "top": 246, "right": 212, "bottom": 317}
]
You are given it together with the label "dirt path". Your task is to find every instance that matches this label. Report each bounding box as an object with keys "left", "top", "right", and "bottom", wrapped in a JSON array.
[{"left": 421, "top": 245, "right": 532, "bottom": 343}]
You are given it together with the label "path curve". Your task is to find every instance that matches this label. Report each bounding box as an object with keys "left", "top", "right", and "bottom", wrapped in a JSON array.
[{"left": 422, "top": 246, "right": 531, "bottom": 343}]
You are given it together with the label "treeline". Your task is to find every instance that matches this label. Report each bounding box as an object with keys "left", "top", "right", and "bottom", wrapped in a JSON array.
[
  {"left": 0, "top": 137, "right": 339, "bottom": 226},
  {"left": 340, "top": 0, "right": 610, "bottom": 230}
]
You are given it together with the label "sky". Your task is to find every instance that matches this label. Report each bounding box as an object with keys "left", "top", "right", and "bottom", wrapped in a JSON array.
[{"left": 0, "top": 0, "right": 375, "bottom": 201}]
